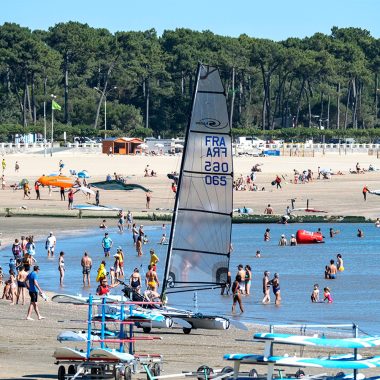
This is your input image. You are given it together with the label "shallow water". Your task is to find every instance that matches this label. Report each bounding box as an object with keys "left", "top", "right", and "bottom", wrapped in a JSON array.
[{"left": 1, "top": 222, "right": 379, "bottom": 334}]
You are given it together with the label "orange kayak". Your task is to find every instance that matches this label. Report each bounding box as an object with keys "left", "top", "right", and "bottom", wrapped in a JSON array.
[{"left": 37, "top": 175, "right": 74, "bottom": 189}]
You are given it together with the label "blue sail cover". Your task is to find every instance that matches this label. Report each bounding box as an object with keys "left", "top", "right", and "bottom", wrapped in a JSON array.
[{"left": 164, "top": 65, "right": 233, "bottom": 293}]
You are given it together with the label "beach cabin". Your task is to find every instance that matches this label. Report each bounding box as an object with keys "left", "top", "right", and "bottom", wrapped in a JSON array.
[{"left": 102, "top": 137, "right": 144, "bottom": 155}]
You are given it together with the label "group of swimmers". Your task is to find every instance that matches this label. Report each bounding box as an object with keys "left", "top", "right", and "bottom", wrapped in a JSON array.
[{"left": 231, "top": 265, "right": 281, "bottom": 313}]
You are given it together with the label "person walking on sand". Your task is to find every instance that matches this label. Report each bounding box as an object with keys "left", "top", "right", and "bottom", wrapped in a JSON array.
[
  {"left": 23, "top": 182, "right": 31, "bottom": 199},
  {"left": 15, "top": 161, "right": 19, "bottom": 172},
  {"left": 2, "top": 157, "right": 6, "bottom": 173},
  {"left": 34, "top": 181, "right": 41, "bottom": 200},
  {"left": 269, "top": 273, "right": 281, "bottom": 305},
  {"left": 146, "top": 192, "right": 151, "bottom": 209},
  {"left": 363, "top": 185, "right": 369, "bottom": 201},
  {"left": 275, "top": 175, "right": 282, "bottom": 189},
  {"left": 58, "top": 251, "right": 65, "bottom": 286},
  {"left": 232, "top": 274, "right": 244, "bottom": 313},
  {"left": 26, "top": 266, "right": 45, "bottom": 320},
  {"left": 95, "top": 190, "right": 100, "bottom": 206},
  {"left": 81, "top": 252, "right": 92, "bottom": 286},
  {"left": 262, "top": 271, "right": 271, "bottom": 304},
  {"left": 67, "top": 189, "right": 74, "bottom": 209},
  {"left": 60, "top": 187, "right": 65, "bottom": 201}
]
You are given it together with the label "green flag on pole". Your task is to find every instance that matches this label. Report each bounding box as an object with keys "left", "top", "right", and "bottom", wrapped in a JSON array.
[{"left": 52, "top": 100, "right": 61, "bottom": 111}]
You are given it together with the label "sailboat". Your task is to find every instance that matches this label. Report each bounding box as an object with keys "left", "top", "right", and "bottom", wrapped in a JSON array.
[
  {"left": 162, "top": 63, "right": 232, "bottom": 294},
  {"left": 122, "top": 63, "right": 235, "bottom": 334}
]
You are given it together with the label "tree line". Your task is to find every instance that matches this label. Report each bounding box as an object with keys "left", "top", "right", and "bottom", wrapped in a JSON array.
[{"left": 0, "top": 22, "right": 379, "bottom": 141}]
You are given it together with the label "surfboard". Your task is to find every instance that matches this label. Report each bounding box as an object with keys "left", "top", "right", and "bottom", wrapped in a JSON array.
[
  {"left": 53, "top": 347, "right": 87, "bottom": 360},
  {"left": 224, "top": 353, "right": 380, "bottom": 369},
  {"left": 253, "top": 333, "right": 380, "bottom": 349}
]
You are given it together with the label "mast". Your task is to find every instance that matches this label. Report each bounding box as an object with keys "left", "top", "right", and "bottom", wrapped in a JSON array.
[{"left": 161, "top": 64, "right": 202, "bottom": 298}]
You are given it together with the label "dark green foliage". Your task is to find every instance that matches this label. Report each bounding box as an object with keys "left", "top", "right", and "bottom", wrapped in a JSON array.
[{"left": 0, "top": 23, "right": 380, "bottom": 140}]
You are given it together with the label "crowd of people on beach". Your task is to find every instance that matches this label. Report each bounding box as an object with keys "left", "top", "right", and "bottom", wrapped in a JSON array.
[{"left": 0, "top": 233, "right": 46, "bottom": 320}]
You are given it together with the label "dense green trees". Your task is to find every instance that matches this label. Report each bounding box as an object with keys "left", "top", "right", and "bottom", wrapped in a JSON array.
[{"left": 0, "top": 22, "right": 379, "bottom": 141}]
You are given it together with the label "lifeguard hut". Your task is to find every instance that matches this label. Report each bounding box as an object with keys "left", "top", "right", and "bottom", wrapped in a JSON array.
[{"left": 102, "top": 137, "right": 143, "bottom": 155}]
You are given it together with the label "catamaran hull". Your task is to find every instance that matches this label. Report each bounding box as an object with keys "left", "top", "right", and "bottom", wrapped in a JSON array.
[{"left": 180, "top": 316, "right": 230, "bottom": 330}]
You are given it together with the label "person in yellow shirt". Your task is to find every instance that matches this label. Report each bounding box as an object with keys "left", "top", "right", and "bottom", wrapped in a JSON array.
[
  {"left": 149, "top": 249, "right": 159, "bottom": 271},
  {"left": 96, "top": 261, "right": 107, "bottom": 283},
  {"left": 116, "top": 247, "right": 124, "bottom": 277}
]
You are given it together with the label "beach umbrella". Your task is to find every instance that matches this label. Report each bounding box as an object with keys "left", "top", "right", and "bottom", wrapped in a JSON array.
[
  {"left": 78, "top": 170, "right": 90, "bottom": 179},
  {"left": 155, "top": 143, "right": 164, "bottom": 148},
  {"left": 19, "top": 178, "right": 28, "bottom": 185},
  {"left": 138, "top": 143, "right": 148, "bottom": 149}
]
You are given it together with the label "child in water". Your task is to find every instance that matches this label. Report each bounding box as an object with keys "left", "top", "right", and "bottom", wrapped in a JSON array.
[
  {"left": 337, "top": 254, "right": 344, "bottom": 271},
  {"left": 311, "top": 284, "right": 320, "bottom": 302},
  {"left": 323, "top": 287, "right": 333, "bottom": 303}
]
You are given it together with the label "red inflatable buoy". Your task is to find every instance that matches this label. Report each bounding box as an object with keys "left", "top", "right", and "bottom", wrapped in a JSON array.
[{"left": 296, "top": 229, "right": 324, "bottom": 244}]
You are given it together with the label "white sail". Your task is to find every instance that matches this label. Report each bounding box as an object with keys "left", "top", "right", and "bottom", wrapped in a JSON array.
[{"left": 163, "top": 64, "right": 233, "bottom": 294}]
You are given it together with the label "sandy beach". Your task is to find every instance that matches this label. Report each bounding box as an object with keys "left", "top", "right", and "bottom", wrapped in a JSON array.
[
  {"left": 1, "top": 151, "right": 380, "bottom": 379},
  {"left": 0, "top": 153, "right": 379, "bottom": 229},
  {"left": 1, "top": 294, "right": 380, "bottom": 380}
]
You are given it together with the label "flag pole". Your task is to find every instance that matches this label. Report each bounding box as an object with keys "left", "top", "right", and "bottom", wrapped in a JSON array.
[{"left": 50, "top": 95, "right": 56, "bottom": 157}]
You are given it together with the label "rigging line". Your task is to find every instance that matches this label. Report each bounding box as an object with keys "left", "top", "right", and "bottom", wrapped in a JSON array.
[
  {"left": 172, "top": 247, "right": 229, "bottom": 257},
  {"left": 191, "top": 130, "right": 231, "bottom": 136},
  {"left": 173, "top": 281, "right": 225, "bottom": 285},
  {"left": 197, "top": 90, "right": 225, "bottom": 95},
  {"left": 166, "top": 286, "right": 223, "bottom": 294},
  {"left": 183, "top": 169, "right": 233, "bottom": 177},
  {"left": 178, "top": 207, "right": 231, "bottom": 217}
]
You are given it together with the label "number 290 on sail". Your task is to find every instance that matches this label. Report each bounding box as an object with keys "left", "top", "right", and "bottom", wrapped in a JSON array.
[{"left": 204, "top": 135, "right": 229, "bottom": 186}]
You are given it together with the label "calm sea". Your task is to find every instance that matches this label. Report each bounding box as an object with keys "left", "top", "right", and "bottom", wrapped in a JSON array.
[{"left": 1, "top": 222, "right": 379, "bottom": 334}]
